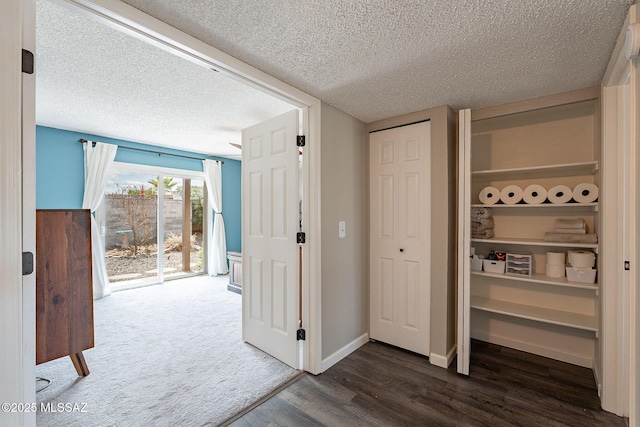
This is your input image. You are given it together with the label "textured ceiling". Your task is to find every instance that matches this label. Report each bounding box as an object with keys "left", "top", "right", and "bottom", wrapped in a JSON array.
[
  {"left": 36, "top": 0, "right": 296, "bottom": 159},
  {"left": 120, "top": 0, "right": 632, "bottom": 123},
  {"left": 37, "top": 0, "right": 633, "bottom": 158}
]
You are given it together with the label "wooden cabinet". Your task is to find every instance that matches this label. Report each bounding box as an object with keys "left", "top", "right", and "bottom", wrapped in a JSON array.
[
  {"left": 457, "top": 88, "right": 601, "bottom": 375},
  {"left": 227, "top": 251, "right": 242, "bottom": 294},
  {"left": 36, "top": 209, "right": 94, "bottom": 376}
]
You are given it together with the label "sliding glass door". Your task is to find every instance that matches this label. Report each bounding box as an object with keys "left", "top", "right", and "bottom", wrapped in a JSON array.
[
  {"left": 160, "top": 176, "right": 205, "bottom": 279},
  {"left": 101, "top": 163, "right": 206, "bottom": 290},
  {"left": 103, "top": 169, "right": 160, "bottom": 286}
]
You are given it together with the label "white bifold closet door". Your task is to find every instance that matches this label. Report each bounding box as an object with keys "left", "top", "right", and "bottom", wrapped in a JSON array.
[{"left": 370, "top": 121, "right": 431, "bottom": 356}]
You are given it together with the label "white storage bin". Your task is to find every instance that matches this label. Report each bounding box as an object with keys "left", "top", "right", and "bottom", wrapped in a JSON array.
[
  {"left": 471, "top": 256, "right": 483, "bottom": 271},
  {"left": 483, "top": 260, "right": 505, "bottom": 274},
  {"left": 565, "top": 267, "right": 597, "bottom": 284}
]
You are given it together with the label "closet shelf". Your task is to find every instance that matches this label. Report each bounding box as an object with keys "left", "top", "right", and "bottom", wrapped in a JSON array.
[
  {"left": 472, "top": 161, "right": 598, "bottom": 182},
  {"left": 470, "top": 296, "right": 598, "bottom": 332},
  {"left": 471, "top": 236, "right": 598, "bottom": 249},
  {"left": 471, "top": 203, "right": 598, "bottom": 211},
  {"left": 471, "top": 271, "right": 598, "bottom": 291}
]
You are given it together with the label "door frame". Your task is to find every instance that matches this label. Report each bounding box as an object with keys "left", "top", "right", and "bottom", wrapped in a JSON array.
[
  {"left": 22, "top": 0, "right": 37, "bottom": 425},
  {"left": 2, "top": 0, "right": 36, "bottom": 426},
  {"left": 32, "top": 0, "right": 323, "bottom": 375},
  {"left": 601, "top": 4, "right": 636, "bottom": 420}
]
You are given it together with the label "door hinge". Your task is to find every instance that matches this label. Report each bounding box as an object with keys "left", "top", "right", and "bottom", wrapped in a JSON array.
[
  {"left": 297, "top": 135, "right": 306, "bottom": 147},
  {"left": 297, "top": 328, "right": 306, "bottom": 341},
  {"left": 22, "top": 252, "right": 34, "bottom": 275},
  {"left": 297, "top": 232, "right": 306, "bottom": 244},
  {"left": 22, "top": 49, "right": 34, "bottom": 74},
  {"left": 625, "top": 261, "right": 631, "bottom": 271}
]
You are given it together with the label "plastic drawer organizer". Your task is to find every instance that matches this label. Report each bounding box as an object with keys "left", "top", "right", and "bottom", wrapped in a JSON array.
[{"left": 506, "top": 253, "right": 533, "bottom": 276}]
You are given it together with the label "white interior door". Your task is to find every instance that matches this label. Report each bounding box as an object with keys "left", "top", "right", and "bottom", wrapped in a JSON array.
[
  {"left": 242, "top": 109, "right": 299, "bottom": 369},
  {"left": 370, "top": 121, "right": 431, "bottom": 357},
  {"left": 457, "top": 109, "right": 471, "bottom": 375}
]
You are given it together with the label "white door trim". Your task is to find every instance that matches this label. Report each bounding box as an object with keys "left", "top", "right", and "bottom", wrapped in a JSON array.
[
  {"left": 38, "top": 0, "right": 323, "bottom": 374},
  {"left": 22, "top": 0, "right": 37, "bottom": 425},
  {"left": 456, "top": 109, "right": 471, "bottom": 375},
  {"left": 1, "top": 0, "right": 31, "bottom": 426},
  {"left": 601, "top": 4, "right": 636, "bottom": 419}
]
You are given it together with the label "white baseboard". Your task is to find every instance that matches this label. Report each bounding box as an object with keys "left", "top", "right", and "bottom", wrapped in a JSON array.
[
  {"left": 430, "top": 344, "right": 457, "bottom": 369},
  {"left": 472, "top": 331, "right": 593, "bottom": 368},
  {"left": 320, "top": 333, "right": 369, "bottom": 373}
]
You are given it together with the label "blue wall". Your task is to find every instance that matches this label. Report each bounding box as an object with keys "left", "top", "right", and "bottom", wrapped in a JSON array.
[{"left": 36, "top": 126, "right": 241, "bottom": 252}]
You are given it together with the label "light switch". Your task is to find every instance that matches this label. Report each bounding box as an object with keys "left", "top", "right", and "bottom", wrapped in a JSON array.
[{"left": 339, "top": 221, "right": 346, "bottom": 238}]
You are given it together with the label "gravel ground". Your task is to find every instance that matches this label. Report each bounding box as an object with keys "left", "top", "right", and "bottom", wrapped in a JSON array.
[{"left": 106, "top": 247, "right": 203, "bottom": 282}]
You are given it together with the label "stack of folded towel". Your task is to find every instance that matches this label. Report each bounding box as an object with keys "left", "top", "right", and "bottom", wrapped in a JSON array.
[
  {"left": 471, "top": 207, "right": 494, "bottom": 239},
  {"left": 544, "top": 218, "right": 598, "bottom": 243}
]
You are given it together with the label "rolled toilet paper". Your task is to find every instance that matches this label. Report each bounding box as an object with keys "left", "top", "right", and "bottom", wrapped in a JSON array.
[
  {"left": 546, "top": 251, "right": 566, "bottom": 266},
  {"left": 568, "top": 250, "right": 596, "bottom": 268},
  {"left": 547, "top": 185, "right": 573, "bottom": 204},
  {"left": 523, "top": 184, "right": 548, "bottom": 205},
  {"left": 546, "top": 264, "right": 565, "bottom": 278},
  {"left": 479, "top": 186, "right": 500, "bottom": 205},
  {"left": 573, "top": 183, "right": 599, "bottom": 203},
  {"left": 500, "top": 185, "right": 523, "bottom": 205}
]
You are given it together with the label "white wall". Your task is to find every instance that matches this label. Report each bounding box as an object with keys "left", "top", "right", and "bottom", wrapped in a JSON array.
[{"left": 320, "top": 103, "right": 369, "bottom": 366}]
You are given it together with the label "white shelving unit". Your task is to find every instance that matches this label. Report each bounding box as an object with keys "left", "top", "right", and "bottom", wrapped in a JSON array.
[
  {"left": 471, "top": 237, "right": 598, "bottom": 249},
  {"left": 472, "top": 161, "right": 599, "bottom": 181},
  {"left": 470, "top": 271, "right": 598, "bottom": 291},
  {"left": 470, "top": 296, "right": 598, "bottom": 332},
  {"left": 457, "top": 90, "right": 601, "bottom": 375},
  {"left": 471, "top": 202, "right": 598, "bottom": 210}
]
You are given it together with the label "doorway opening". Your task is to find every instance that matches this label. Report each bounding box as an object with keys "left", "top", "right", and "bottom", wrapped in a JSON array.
[{"left": 30, "top": 7, "right": 321, "bottom": 421}]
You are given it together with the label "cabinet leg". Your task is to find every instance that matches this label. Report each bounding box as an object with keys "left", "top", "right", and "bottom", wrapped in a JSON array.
[{"left": 70, "top": 352, "right": 90, "bottom": 377}]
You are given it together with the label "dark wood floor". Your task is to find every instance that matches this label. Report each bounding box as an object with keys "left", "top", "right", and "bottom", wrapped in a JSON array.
[{"left": 227, "top": 340, "right": 627, "bottom": 427}]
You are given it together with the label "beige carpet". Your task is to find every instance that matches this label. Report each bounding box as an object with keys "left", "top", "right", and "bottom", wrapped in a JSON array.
[{"left": 36, "top": 275, "right": 300, "bottom": 426}]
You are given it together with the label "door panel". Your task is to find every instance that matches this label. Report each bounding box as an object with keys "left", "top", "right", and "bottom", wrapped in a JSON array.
[
  {"left": 242, "top": 109, "right": 299, "bottom": 369},
  {"left": 401, "top": 260, "right": 420, "bottom": 329},
  {"left": 457, "top": 109, "right": 472, "bottom": 375},
  {"left": 370, "top": 121, "right": 431, "bottom": 356},
  {"left": 380, "top": 175, "right": 395, "bottom": 238},
  {"left": 380, "top": 258, "right": 395, "bottom": 322}
]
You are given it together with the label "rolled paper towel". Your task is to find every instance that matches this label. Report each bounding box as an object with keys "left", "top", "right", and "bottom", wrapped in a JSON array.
[
  {"left": 546, "top": 252, "right": 566, "bottom": 266},
  {"left": 546, "top": 264, "right": 565, "bottom": 278},
  {"left": 479, "top": 186, "right": 500, "bottom": 205},
  {"left": 547, "top": 185, "right": 573, "bottom": 204},
  {"left": 573, "top": 183, "right": 599, "bottom": 203},
  {"left": 500, "top": 185, "right": 523, "bottom": 205},
  {"left": 523, "top": 184, "right": 547, "bottom": 205},
  {"left": 568, "top": 250, "right": 596, "bottom": 268}
]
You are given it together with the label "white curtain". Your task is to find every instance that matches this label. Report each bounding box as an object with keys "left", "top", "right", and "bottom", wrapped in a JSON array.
[
  {"left": 82, "top": 141, "right": 118, "bottom": 299},
  {"left": 203, "top": 159, "right": 228, "bottom": 275}
]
